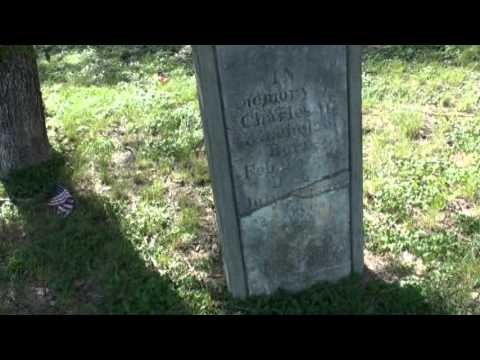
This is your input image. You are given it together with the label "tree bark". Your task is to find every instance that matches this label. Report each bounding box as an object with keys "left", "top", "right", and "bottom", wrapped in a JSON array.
[{"left": 0, "top": 45, "right": 51, "bottom": 178}]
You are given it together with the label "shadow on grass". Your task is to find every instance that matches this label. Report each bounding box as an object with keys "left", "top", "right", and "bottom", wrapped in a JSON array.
[
  {"left": 205, "top": 266, "right": 451, "bottom": 315},
  {"left": 175, "top": 184, "right": 451, "bottom": 315},
  {"left": 37, "top": 45, "right": 193, "bottom": 87},
  {"left": 1, "top": 151, "right": 455, "bottom": 315},
  {"left": 0, "top": 151, "right": 191, "bottom": 314}
]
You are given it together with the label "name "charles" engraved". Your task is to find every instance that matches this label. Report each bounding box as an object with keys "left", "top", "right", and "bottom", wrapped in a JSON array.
[{"left": 240, "top": 104, "right": 311, "bottom": 129}]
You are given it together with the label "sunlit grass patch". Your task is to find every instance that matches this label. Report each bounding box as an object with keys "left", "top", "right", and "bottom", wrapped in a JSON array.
[
  {"left": 361, "top": 46, "right": 480, "bottom": 314},
  {"left": 391, "top": 109, "right": 425, "bottom": 140}
]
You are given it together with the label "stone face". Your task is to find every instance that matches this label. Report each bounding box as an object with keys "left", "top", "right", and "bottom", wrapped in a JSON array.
[
  {"left": 193, "top": 45, "right": 363, "bottom": 298},
  {"left": 241, "top": 187, "right": 351, "bottom": 295}
]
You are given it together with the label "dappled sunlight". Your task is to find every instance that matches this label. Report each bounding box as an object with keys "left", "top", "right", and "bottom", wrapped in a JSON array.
[
  {"left": 1, "top": 45, "right": 479, "bottom": 314},
  {"left": 0, "top": 168, "right": 192, "bottom": 314},
  {"left": 366, "top": 45, "right": 480, "bottom": 68},
  {"left": 362, "top": 45, "right": 480, "bottom": 314}
]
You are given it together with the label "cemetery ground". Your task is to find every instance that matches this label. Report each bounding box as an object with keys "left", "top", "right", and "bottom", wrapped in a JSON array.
[{"left": 0, "top": 45, "right": 479, "bottom": 314}]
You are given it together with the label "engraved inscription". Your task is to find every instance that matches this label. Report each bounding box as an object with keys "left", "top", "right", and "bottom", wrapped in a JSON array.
[
  {"left": 223, "top": 62, "right": 349, "bottom": 215},
  {"left": 272, "top": 68, "right": 294, "bottom": 87},
  {"left": 239, "top": 88, "right": 307, "bottom": 111},
  {"left": 204, "top": 45, "right": 356, "bottom": 296},
  {"left": 237, "top": 120, "right": 328, "bottom": 152},
  {"left": 243, "top": 155, "right": 312, "bottom": 183}
]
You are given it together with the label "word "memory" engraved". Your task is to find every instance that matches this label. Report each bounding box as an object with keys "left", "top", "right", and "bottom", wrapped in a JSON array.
[{"left": 240, "top": 88, "right": 307, "bottom": 109}]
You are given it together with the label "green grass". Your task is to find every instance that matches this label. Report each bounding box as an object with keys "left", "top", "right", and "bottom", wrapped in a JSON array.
[
  {"left": 363, "top": 45, "right": 480, "bottom": 314},
  {"left": 1, "top": 45, "right": 479, "bottom": 314}
]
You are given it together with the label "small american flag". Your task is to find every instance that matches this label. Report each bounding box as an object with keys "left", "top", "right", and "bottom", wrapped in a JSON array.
[{"left": 48, "top": 185, "right": 75, "bottom": 217}]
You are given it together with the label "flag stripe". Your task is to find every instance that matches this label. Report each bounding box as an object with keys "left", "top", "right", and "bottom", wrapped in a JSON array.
[
  {"left": 48, "top": 185, "right": 75, "bottom": 217},
  {"left": 48, "top": 190, "right": 72, "bottom": 206}
]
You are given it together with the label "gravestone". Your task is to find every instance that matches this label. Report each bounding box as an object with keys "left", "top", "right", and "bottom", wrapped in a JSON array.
[{"left": 193, "top": 45, "right": 363, "bottom": 298}]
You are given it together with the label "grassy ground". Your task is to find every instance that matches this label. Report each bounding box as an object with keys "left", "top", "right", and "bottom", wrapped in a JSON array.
[{"left": 0, "top": 45, "right": 479, "bottom": 314}]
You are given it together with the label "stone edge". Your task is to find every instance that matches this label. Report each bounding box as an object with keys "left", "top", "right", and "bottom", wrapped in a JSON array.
[
  {"left": 348, "top": 45, "right": 364, "bottom": 274},
  {"left": 192, "top": 46, "right": 249, "bottom": 298}
]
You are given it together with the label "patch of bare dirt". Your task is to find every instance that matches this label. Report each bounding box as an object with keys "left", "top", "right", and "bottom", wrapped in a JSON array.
[
  {"left": 0, "top": 282, "right": 57, "bottom": 314},
  {"left": 447, "top": 198, "right": 476, "bottom": 217},
  {"left": 0, "top": 277, "right": 105, "bottom": 314},
  {"left": 72, "top": 278, "right": 104, "bottom": 308},
  {"left": 440, "top": 198, "right": 478, "bottom": 234},
  {"left": 363, "top": 249, "right": 426, "bottom": 286},
  {"left": 112, "top": 148, "right": 136, "bottom": 167}
]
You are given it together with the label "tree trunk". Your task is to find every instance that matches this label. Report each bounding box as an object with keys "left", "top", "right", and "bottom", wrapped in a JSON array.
[{"left": 0, "top": 45, "right": 51, "bottom": 178}]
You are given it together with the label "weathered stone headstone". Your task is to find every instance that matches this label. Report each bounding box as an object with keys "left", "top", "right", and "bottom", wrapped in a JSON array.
[{"left": 193, "top": 45, "right": 363, "bottom": 298}]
